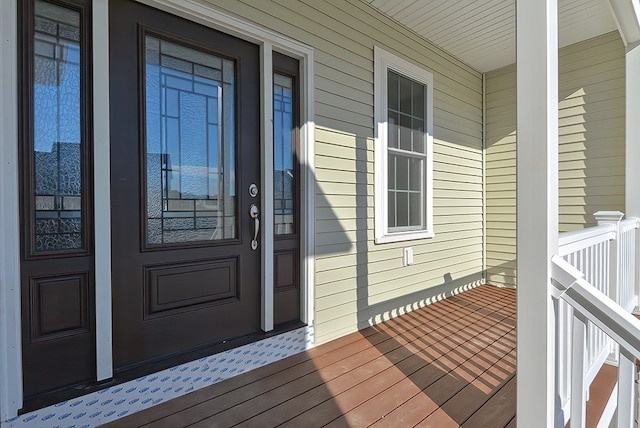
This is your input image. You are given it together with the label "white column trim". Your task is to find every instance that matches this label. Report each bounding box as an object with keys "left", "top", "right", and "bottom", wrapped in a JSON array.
[
  {"left": 93, "top": 0, "right": 113, "bottom": 382},
  {"left": 625, "top": 45, "right": 640, "bottom": 221},
  {"left": 0, "top": 0, "right": 23, "bottom": 419},
  {"left": 608, "top": 0, "right": 640, "bottom": 46},
  {"left": 625, "top": 44, "right": 640, "bottom": 311},
  {"left": 300, "top": 50, "right": 315, "bottom": 328},
  {"left": 516, "top": 0, "right": 559, "bottom": 426},
  {"left": 261, "top": 42, "right": 274, "bottom": 332}
]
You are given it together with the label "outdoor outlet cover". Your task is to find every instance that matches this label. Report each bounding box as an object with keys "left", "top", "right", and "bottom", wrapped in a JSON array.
[{"left": 403, "top": 247, "right": 414, "bottom": 266}]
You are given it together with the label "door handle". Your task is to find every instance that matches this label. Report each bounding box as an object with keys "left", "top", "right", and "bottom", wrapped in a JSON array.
[{"left": 249, "top": 204, "right": 259, "bottom": 250}]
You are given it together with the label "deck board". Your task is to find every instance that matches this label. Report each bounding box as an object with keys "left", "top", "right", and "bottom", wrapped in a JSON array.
[{"left": 106, "top": 285, "right": 518, "bottom": 427}]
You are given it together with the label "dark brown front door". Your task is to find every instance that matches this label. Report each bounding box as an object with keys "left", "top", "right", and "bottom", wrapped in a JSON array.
[{"left": 109, "top": 0, "right": 261, "bottom": 369}]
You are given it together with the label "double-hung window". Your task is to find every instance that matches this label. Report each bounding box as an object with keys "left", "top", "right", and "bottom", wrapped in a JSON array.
[{"left": 374, "top": 47, "right": 434, "bottom": 243}]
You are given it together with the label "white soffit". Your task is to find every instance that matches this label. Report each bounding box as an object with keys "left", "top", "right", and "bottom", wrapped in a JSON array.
[{"left": 365, "top": 0, "right": 618, "bottom": 72}]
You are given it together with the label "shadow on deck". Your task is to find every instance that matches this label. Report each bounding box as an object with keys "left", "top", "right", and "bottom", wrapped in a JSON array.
[{"left": 109, "top": 285, "right": 516, "bottom": 427}]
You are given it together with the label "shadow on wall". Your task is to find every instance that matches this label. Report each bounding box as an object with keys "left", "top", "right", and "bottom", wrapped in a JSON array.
[
  {"left": 484, "top": 38, "right": 625, "bottom": 287},
  {"left": 313, "top": 127, "right": 486, "bottom": 331},
  {"left": 557, "top": 80, "right": 625, "bottom": 230}
]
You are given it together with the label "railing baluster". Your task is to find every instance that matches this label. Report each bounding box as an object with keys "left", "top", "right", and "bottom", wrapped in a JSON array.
[
  {"left": 571, "top": 312, "right": 588, "bottom": 428},
  {"left": 617, "top": 349, "right": 636, "bottom": 428},
  {"left": 556, "top": 215, "right": 640, "bottom": 427}
]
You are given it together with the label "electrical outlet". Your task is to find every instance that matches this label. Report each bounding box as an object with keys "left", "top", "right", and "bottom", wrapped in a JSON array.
[{"left": 403, "top": 247, "right": 414, "bottom": 266}]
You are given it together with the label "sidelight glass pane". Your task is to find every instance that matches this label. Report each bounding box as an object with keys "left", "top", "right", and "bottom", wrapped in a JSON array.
[
  {"left": 32, "top": 0, "right": 83, "bottom": 252},
  {"left": 274, "top": 73, "right": 295, "bottom": 235},
  {"left": 145, "top": 35, "right": 236, "bottom": 244}
]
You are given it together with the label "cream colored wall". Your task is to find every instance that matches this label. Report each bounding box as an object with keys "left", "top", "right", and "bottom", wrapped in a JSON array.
[
  {"left": 206, "top": 0, "right": 484, "bottom": 344},
  {"left": 485, "top": 64, "right": 517, "bottom": 288},
  {"left": 485, "top": 31, "right": 626, "bottom": 288}
]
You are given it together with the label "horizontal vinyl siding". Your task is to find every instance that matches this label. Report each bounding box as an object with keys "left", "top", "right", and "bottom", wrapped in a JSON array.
[
  {"left": 485, "top": 62, "right": 516, "bottom": 288},
  {"left": 485, "top": 31, "right": 625, "bottom": 288},
  {"left": 205, "top": 0, "right": 484, "bottom": 344},
  {"left": 558, "top": 32, "right": 625, "bottom": 229}
]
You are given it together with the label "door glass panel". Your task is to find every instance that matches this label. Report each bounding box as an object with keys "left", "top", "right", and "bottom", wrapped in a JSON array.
[
  {"left": 273, "top": 73, "right": 294, "bottom": 235},
  {"left": 32, "top": 0, "right": 83, "bottom": 252},
  {"left": 145, "top": 35, "right": 236, "bottom": 244}
]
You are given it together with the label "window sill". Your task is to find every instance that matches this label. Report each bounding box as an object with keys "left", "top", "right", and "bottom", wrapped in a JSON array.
[{"left": 375, "top": 229, "right": 435, "bottom": 244}]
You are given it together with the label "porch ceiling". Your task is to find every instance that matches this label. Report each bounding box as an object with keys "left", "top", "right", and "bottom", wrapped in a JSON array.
[{"left": 364, "top": 0, "right": 618, "bottom": 72}]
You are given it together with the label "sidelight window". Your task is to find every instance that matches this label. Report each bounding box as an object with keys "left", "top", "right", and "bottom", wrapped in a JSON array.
[{"left": 26, "top": 0, "right": 91, "bottom": 254}]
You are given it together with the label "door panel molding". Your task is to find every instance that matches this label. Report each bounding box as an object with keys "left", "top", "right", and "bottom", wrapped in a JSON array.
[
  {"left": 29, "top": 273, "right": 90, "bottom": 341},
  {"left": 144, "top": 258, "right": 239, "bottom": 317}
]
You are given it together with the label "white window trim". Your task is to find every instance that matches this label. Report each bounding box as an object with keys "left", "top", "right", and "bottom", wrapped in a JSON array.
[{"left": 374, "top": 46, "right": 434, "bottom": 244}]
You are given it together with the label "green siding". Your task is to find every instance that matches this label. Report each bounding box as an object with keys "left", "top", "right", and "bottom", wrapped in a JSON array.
[
  {"left": 205, "top": 0, "right": 484, "bottom": 344},
  {"left": 485, "top": 31, "right": 625, "bottom": 288}
]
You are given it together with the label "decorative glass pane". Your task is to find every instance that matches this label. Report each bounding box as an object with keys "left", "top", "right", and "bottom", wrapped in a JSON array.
[
  {"left": 32, "top": 0, "right": 83, "bottom": 252},
  {"left": 145, "top": 35, "right": 236, "bottom": 244},
  {"left": 274, "top": 73, "right": 295, "bottom": 235}
]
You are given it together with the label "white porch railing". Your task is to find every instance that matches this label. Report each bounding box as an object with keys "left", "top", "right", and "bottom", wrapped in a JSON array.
[
  {"left": 617, "top": 218, "right": 639, "bottom": 312},
  {"left": 552, "top": 212, "right": 640, "bottom": 427}
]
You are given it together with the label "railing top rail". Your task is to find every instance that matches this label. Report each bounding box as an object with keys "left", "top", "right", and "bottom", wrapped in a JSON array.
[
  {"left": 619, "top": 217, "right": 640, "bottom": 234},
  {"left": 551, "top": 255, "right": 640, "bottom": 359},
  {"left": 558, "top": 224, "right": 616, "bottom": 256}
]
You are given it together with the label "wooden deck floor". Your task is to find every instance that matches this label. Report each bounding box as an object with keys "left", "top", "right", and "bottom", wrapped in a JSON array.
[{"left": 106, "top": 285, "right": 516, "bottom": 427}]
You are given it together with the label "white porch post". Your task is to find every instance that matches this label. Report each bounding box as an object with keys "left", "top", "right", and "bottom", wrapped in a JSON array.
[
  {"left": 516, "top": 0, "right": 559, "bottom": 426},
  {"left": 594, "top": 211, "right": 624, "bottom": 306},
  {"left": 625, "top": 43, "right": 640, "bottom": 311}
]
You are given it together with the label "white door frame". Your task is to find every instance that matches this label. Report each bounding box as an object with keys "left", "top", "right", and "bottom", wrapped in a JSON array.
[
  {"left": 0, "top": 0, "right": 315, "bottom": 419},
  {"left": 0, "top": 0, "right": 23, "bottom": 420}
]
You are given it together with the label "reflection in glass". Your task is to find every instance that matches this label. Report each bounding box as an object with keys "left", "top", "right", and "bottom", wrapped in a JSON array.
[
  {"left": 387, "top": 70, "right": 425, "bottom": 154},
  {"left": 145, "top": 36, "right": 236, "bottom": 244},
  {"left": 273, "top": 74, "right": 294, "bottom": 235},
  {"left": 32, "top": 0, "right": 83, "bottom": 252},
  {"left": 387, "top": 70, "right": 426, "bottom": 230}
]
